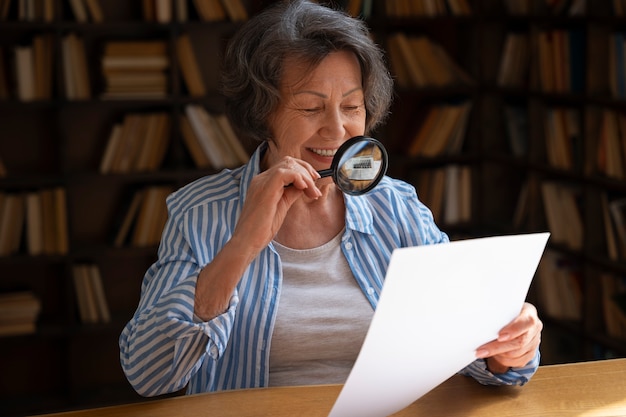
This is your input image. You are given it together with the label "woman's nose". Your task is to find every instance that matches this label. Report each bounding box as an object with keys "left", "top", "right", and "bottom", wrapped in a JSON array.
[{"left": 320, "top": 107, "right": 347, "bottom": 139}]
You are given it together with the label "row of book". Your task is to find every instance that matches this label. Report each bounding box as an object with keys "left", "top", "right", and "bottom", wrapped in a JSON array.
[
  {"left": 99, "top": 105, "right": 248, "bottom": 173},
  {"left": 504, "top": 0, "right": 586, "bottom": 15},
  {"left": 183, "top": 104, "right": 249, "bottom": 170},
  {"left": 383, "top": 0, "right": 471, "bottom": 16},
  {"left": 0, "top": 187, "right": 69, "bottom": 257},
  {"left": 114, "top": 185, "right": 173, "bottom": 248},
  {"left": 596, "top": 109, "right": 626, "bottom": 181},
  {"left": 543, "top": 107, "right": 583, "bottom": 172},
  {"left": 601, "top": 273, "right": 626, "bottom": 340},
  {"left": 609, "top": 32, "right": 626, "bottom": 99},
  {"left": 1, "top": 32, "right": 88, "bottom": 101},
  {"left": 497, "top": 32, "right": 530, "bottom": 89},
  {"left": 615, "top": 0, "right": 626, "bottom": 16},
  {"left": 386, "top": 32, "right": 474, "bottom": 89},
  {"left": 0, "top": 0, "right": 102, "bottom": 22},
  {"left": 5, "top": 32, "right": 209, "bottom": 101},
  {"left": 498, "top": 29, "right": 586, "bottom": 93},
  {"left": 72, "top": 263, "right": 110, "bottom": 324},
  {"left": 406, "top": 101, "right": 472, "bottom": 158},
  {"left": 535, "top": 250, "right": 626, "bottom": 342},
  {"left": 535, "top": 249, "right": 582, "bottom": 321},
  {"left": 602, "top": 193, "right": 626, "bottom": 262},
  {"left": 0, "top": 291, "right": 41, "bottom": 337},
  {"left": 12, "top": 34, "right": 54, "bottom": 101},
  {"left": 100, "top": 112, "right": 171, "bottom": 174},
  {"left": 535, "top": 29, "right": 586, "bottom": 94},
  {"left": 541, "top": 181, "right": 584, "bottom": 251},
  {"left": 411, "top": 164, "right": 471, "bottom": 226}
]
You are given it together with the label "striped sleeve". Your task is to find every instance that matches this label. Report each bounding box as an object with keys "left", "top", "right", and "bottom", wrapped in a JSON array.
[
  {"left": 459, "top": 349, "right": 540, "bottom": 386},
  {"left": 119, "top": 174, "right": 242, "bottom": 397}
]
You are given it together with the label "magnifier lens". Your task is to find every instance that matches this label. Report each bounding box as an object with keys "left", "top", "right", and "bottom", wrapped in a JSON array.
[{"left": 330, "top": 136, "right": 388, "bottom": 195}]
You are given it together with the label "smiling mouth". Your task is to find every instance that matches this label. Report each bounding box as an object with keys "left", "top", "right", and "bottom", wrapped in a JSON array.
[{"left": 309, "top": 148, "right": 337, "bottom": 157}]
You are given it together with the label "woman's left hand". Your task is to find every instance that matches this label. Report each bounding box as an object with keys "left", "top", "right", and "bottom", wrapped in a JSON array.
[{"left": 475, "top": 302, "right": 543, "bottom": 374}]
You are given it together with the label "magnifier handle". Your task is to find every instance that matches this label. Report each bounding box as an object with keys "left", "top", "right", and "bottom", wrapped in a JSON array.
[{"left": 317, "top": 168, "right": 333, "bottom": 178}]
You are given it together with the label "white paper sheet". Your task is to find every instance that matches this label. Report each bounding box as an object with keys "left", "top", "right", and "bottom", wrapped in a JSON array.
[{"left": 328, "top": 232, "right": 550, "bottom": 417}]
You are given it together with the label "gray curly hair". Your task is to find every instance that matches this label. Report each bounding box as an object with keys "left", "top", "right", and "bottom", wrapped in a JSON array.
[{"left": 220, "top": 0, "right": 394, "bottom": 143}]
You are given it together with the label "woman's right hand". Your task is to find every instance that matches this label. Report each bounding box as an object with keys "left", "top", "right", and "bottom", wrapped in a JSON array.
[
  {"left": 232, "top": 156, "right": 322, "bottom": 255},
  {"left": 194, "top": 156, "right": 321, "bottom": 321}
]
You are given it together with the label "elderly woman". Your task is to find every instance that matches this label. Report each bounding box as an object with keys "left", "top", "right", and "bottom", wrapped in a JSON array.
[{"left": 119, "top": 0, "right": 542, "bottom": 396}]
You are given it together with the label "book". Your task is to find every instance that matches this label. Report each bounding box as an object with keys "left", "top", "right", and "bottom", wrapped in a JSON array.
[
  {"left": 53, "top": 187, "right": 69, "bottom": 255},
  {"left": 155, "top": 0, "right": 172, "bottom": 22},
  {"left": 114, "top": 189, "right": 144, "bottom": 248},
  {"left": 72, "top": 264, "right": 98, "bottom": 324},
  {"left": 497, "top": 32, "right": 530, "bottom": 88},
  {"left": 15, "top": 44, "right": 35, "bottom": 101},
  {"left": 130, "top": 185, "right": 172, "bottom": 247},
  {"left": 601, "top": 193, "right": 620, "bottom": 261},
  {"left": 180, "top": 114, "right": 212, "bottom": 168},
  {"left": 0, "top": 193, "right": 25, "bottom": 256},
  {"left": 25, "top": 191, "right": 43, "bottom": 256},
  {"left": 68, "top": 0, "right": 88, "bottom": 22},
  {"left": 192, "top": 0, "right": 226, "bottom": 21},
  {"left": 601, "top": 273, "right": 626, "bottom": 339},
  {"left": 218, "top": 0, "right": 247, "bottom": 21},
  {"left": 176, "top": 34, "right": 206, "bottom": 96},
  {"left": 89, "top": 264, "right": 111, "bottom": 323},
  {"left": 33, "top": 33, "right": 54, "bottom": 100},
  {"left": 61, "top": 33, "right": 91, "bottom": 100},
  {"left": 84, "top": 0, "right": 104, "bottom": 22}
]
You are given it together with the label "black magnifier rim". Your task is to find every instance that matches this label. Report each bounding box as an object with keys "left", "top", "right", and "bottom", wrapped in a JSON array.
[{"left": 332, "top": 135, "right": 388, "bottom": 196}]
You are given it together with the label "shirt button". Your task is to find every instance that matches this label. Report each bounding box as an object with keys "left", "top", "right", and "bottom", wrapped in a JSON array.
[
  {"left": 209, "top": 345, "right": 219, "bottom": 359},
  {"left": 367, "top": 287, "right": 375, "bottom": 296},
  {"left": 344, "top": 242, "right": 353, "bottom": 250}
]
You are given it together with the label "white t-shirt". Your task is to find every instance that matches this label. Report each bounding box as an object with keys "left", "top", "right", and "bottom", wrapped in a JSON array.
[{"left": 269, "top": 230, "right": 374, "bottom": 386}]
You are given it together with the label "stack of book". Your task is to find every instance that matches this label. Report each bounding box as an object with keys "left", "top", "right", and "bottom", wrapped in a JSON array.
[
  {"left": 0, "top": 291, "right": 41, "bottom": 336},
  {"left": 101, "top": 40, "right": 169, "bottom": 99}
]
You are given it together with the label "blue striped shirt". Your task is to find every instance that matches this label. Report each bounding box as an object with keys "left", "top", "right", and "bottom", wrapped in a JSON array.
[{"left": 119, "top": 144, "right": 539, "bottom": 397}]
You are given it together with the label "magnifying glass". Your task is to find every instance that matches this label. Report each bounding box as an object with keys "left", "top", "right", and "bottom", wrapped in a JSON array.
[{"left": 317, "top": 136, "right": 388, "bottom": 196}]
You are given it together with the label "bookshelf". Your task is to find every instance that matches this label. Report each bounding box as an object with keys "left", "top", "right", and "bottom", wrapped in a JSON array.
[
  {"left": 475, "top": 0, "right": 626, "bottom": 365},
  {"left": 0, "top": 0, "right": 625, "bottom": 416},
  {"left": 0, "top": 0, "right": 254, "bottom": 416}
]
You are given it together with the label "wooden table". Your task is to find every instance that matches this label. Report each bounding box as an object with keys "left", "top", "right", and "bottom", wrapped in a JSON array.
[{"left": 40, "top": 358, "right": 626, "bottom": 417}]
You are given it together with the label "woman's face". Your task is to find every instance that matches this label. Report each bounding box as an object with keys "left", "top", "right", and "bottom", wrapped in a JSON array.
[{"left": 266, "top": 50, "right": 366, "bottom": 172}]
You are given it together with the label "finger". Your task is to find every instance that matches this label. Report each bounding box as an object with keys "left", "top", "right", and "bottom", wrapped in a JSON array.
[
  {"left": 497, "top": 303, "right": 542, "bottom": 342},
  {"left": 477, "top": 327, "right": 541, "bottom": 360}
]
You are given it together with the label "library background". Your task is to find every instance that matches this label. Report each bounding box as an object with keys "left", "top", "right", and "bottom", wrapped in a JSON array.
[{"left": 1, "top": 0, "right": 625, "bottom": 415}]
